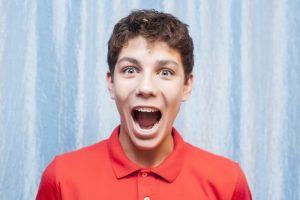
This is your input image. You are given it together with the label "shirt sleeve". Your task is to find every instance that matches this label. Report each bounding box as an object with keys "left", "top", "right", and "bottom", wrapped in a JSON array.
[
  {"left": 36, "top": 157, "right": 62, "bottom": 200},
  {"left": 231, "top": 164, "right": 252, "bottom": 200}
]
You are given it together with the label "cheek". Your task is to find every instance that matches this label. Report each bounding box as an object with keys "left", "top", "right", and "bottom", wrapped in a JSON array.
[
  {"left": 159, "top": 80, "right": 184, "bottom": 102},
  {"left": 114, "top": 79, "right": 137, "bottom": 101}
]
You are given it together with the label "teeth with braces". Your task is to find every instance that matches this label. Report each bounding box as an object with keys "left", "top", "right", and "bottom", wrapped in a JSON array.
[{"left": 135, "top": 107, "right": 158, "bottom": 112}]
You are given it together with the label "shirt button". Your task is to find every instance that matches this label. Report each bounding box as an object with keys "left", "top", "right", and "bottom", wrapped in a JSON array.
[
  {"left": 142, "top": 172, "right": 148, "bottom": 178},
  {"left": 144, "top": 196, "right": 150, "bottom": 200},
  {"left": 141, "top": 172, "right": 148, "bottom": 177}
]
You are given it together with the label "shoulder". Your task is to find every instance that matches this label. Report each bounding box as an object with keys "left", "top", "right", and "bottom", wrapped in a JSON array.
[
  {"left": 50, "top": 139, "right": 111, "bottom": 177},
  {"left": 42, "top": 139, "right": 109, "bottom": 182},
  {"left": 36, "top": 139, "right": 109, "bottom": 199},
  {"left": 184, "top": 142, "right": 239, "bottom": 172},
  {"left": 56, "top": 139, "right": 109, "bottom": 165},
  {"left": 183, "top": 143, "right": 252, "bottom": 199}
]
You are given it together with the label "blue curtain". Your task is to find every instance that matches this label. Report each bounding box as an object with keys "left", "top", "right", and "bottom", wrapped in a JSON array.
[{"left": 0, "top": 0, "right": 299, "bottom": 199}]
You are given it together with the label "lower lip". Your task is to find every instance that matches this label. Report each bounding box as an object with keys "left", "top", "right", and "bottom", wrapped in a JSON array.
[{"left": 132, "top": 118, "right": 160, "bottom": 139}]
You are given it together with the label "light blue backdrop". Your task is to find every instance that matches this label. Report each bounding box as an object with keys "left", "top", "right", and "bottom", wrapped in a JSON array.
[{"left": 0, "top": 0, "right": 299, "bottom": 199}]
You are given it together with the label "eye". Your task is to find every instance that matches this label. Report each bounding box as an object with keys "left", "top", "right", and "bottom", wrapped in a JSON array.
[
  {"left": 159, "top": 69, "right": 173, "bottom": 77},
  {"left": 123, "top": 66, "right": 138, "bottom": 74}
]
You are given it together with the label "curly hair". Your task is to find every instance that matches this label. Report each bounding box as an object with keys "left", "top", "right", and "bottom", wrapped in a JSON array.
[{"left": 107, "top": 9, "right": 194, "bottom": 80}]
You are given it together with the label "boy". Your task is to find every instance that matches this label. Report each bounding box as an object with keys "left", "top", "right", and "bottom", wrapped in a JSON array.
[{"left": 36, "top": 9, "right": 252, "bottom": 199}]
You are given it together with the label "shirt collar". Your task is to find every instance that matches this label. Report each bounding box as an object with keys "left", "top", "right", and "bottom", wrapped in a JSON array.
[{"left": 107, "top": 126, "right": 186, "bottom": 183}]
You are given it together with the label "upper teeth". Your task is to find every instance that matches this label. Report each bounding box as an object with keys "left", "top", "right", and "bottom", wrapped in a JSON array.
[{"left": 136, "top": 107, "right": 158, "bottom": 112}]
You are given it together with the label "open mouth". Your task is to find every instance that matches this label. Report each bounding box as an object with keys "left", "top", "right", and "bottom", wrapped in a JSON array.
[{"left": 131, "top": 107, "right": 162, "bottom": 130}]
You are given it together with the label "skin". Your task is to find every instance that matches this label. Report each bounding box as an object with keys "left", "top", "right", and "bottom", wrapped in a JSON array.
[{"left": 107, "top": 36, "right": 193, "bottom": 168}]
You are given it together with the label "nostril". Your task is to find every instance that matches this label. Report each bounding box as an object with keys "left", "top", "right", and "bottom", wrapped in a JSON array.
[
  {"left": 135, "top": 76, "right": 158, "bottom": 97},
  {"left": 136, "top": 83, "right": 157, "bottom": 97},
  {"left": 136, "top": 87, "right": 156, "bottom": 97}
]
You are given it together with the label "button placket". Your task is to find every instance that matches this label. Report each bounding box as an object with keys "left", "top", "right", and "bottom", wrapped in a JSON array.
[{"left": 137, "top": 170, "right": 153, "bottom": 200}]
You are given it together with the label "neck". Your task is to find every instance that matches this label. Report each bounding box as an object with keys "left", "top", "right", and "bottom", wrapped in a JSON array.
[{"left": 119, "top": 128, "right": 174, "bottom": 168}]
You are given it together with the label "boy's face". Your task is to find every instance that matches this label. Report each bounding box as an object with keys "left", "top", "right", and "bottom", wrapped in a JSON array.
[{"left": 107, "top": 36, "right": 193, "bottom": 150}]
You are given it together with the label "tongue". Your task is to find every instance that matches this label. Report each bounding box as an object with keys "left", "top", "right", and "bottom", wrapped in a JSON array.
[{"left": 138, "top": 112, "right": 159, "bottom": 129}]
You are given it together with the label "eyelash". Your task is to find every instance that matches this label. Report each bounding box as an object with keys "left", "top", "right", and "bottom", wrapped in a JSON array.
[
  {"left": 121, "top": 66, "right": 174, "bottom": 77},
  {"left": 122, "top": 66, "right": 138, "bottom": 74},
  {"left": 159, "top": 69, "right": 174, "bottom": 77}
]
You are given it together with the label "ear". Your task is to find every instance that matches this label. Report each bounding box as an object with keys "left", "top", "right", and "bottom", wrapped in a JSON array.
[
  {"left": 182, "top": 73, "right": 194, "bottom": 102},
  {"left": 106, "top": 72, "right": 115, "bottom": 100}
]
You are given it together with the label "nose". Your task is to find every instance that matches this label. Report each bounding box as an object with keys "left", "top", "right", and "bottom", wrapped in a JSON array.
[{"left": 135, "top": 74, "right": 158, "bottom": 98}]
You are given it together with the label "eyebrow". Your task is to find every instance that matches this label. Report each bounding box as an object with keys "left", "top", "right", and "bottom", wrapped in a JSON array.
[
  {"left": 156, "top": 60, "right": 179, "bottom": 68},
  {"left": 116, "top": 57, "right": 141, "bottom": 66},
  {"left": 117, "top": 57, "right": 179, "bottom": 68}
]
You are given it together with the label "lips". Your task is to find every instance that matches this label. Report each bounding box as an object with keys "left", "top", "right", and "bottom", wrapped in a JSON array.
[{"left": 131, "top": 107, "right": 162, "bottom": 130}]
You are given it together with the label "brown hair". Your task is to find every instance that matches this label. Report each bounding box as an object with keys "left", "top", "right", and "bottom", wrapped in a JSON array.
[{"left": 107, "top": 9, "right": 194, "bottom": 79}]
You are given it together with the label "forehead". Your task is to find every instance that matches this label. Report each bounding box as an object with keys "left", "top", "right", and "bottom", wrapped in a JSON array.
[{"left": 118, "top": 36, "right": 183, "bottom": 64}]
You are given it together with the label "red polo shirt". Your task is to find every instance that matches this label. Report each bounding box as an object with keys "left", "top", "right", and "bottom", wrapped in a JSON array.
[{"left": 36, "top": 126, "right": 252, "bottom": 200}]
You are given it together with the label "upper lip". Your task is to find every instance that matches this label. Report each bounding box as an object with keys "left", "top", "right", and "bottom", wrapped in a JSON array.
[{"left": 132, "top": 106, "right": 161, "bottom": 112}]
